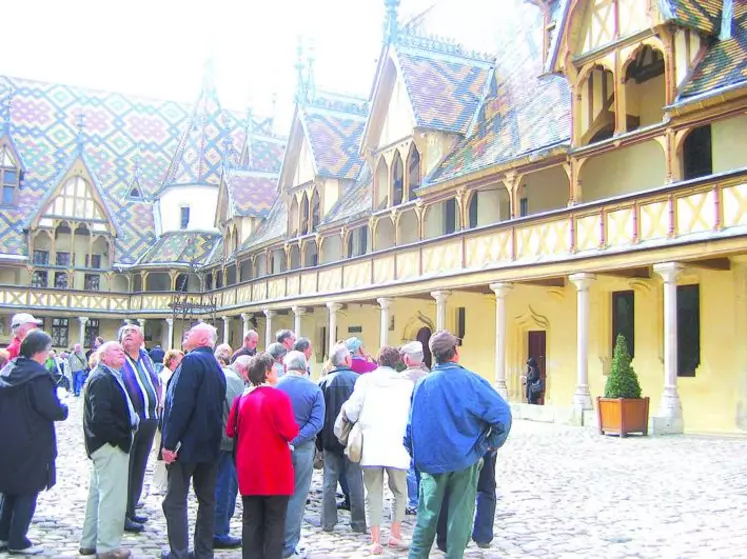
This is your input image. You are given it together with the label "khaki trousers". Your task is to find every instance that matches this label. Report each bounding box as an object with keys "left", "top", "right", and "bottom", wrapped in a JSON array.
[
  {"left": 80, "top": 443, "right": 130, "bottom": 553},
  {"left": 362, "top": 467, "right": 407, "bottom": 527}
]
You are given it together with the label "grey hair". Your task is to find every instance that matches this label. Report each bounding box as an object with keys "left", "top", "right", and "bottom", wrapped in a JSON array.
[
  {"left": 330, "top": 343, "right": 350, "bottom": 367},
  {"left": 214, "top": 343, "right": 232, "bottom": 365},
  {"left": 293, "top": 337, "right": 311, "bottom": 352},
  {"left": 233, "top": 355, "right": 253, "bottom": 376},
  {"left": 267, "top": 342, "right": 288, "bottom": 361},
  {"left": 117, "top": 323, "right": 143, "bottom": 342},
  {"left": 284, "top": 350, "right": 307, "bottom": 372},
  {"left": 96, "top": 341, "right": 122, "bottom": 360},
  {"left": 401, "top": 348, "right": 424, "bottom": 365},
  {"left": 190, "top": 322, "right": 218, "bottom": 346}
]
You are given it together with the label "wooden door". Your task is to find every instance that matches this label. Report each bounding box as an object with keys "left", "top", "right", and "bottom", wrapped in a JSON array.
[{"left": 528, "top": 330, "right": 547, "bottom": 405}]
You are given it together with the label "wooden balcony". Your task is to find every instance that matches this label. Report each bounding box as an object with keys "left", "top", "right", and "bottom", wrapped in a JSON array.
[{"left": 2, "top": 169, "right": 746, "bottom": 316}]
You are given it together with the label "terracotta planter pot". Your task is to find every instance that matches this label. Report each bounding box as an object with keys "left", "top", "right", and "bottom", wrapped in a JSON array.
[{"left": 597, "top": 396, "right": 650, "bottom": 437}]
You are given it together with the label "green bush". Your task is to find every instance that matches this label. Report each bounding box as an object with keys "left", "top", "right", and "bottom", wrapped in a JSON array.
[{"left": 604, "top": 334, "right": 642, "bottom": 399}]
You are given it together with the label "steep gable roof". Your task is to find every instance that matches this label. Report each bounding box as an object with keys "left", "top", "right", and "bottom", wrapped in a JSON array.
[
  {"left": 429, "top": 0, "right": 571, "bottom": 184},
  {"left": 137, "top": 230, "right": 222, "bottom": 266},
  {"left": 224, "top": 170, "right": 278, "bottom": 218}
]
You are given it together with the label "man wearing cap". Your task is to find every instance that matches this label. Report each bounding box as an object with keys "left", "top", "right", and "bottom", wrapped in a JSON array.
[
  {"left": 230, "top": 330, "right": 259, "bottom": 364},
  {"left": 344, "top": 337, "right": 377, "bottom": 375},
  {"left": 7, "top": 313, "right": 43, "bottom": 360},
  {"left": 406, "top": 331, "right": 512, "bottom": 559},
  {"left": 399, "top": 341, "right": 429, "bottom": 515}
]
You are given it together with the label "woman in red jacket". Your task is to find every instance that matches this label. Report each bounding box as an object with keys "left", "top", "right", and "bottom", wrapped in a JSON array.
[{"left": 227, "top": 352, "right": 299, "bottom": 559}]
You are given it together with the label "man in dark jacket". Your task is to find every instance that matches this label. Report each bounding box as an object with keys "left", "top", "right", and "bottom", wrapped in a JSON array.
[
  {"left": 161, "top": 323, "right": 227, "bottom": 559},
  {"left": 0, "top": 330, "right": 68, "bottom": 555},
  {"left": 317, "top": 343, "right": 366, "bottom": 534},
  {"left": 80, "top": 341, "right": 138, "bottom": 559}
]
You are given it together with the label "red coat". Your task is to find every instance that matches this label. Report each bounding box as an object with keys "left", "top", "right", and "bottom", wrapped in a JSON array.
[{"left": 227, "top": 386, "right": 299, "bottom": 496}]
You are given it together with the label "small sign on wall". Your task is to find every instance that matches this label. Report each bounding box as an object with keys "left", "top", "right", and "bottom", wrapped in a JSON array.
[{"left": 348, "top": 326, "right": 363, "bottom": 334}]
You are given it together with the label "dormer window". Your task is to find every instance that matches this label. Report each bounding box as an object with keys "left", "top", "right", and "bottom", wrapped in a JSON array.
[
  {"left": 180, "top": 206, "right": 190, "bottom": 229},
  {"left": 129, "top": 183, "right": 143, "bottom": 199},
  {"left": 1, "top": 146, "right": 19, "bottom": 206}
]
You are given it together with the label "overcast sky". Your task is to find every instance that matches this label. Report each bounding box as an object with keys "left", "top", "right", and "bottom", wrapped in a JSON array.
[{"left": 1, "top": 0, "right": 442, "bottom": 131}]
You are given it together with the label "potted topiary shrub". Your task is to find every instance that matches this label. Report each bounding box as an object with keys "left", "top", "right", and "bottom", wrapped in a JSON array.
[{"left": 597, "top": 334, "right": 650, "bottom": 437}]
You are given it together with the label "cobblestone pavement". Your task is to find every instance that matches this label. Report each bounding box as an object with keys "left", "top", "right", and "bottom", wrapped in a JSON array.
[{"left": 3, "top": 397, "right": 747, "bottom": 558}]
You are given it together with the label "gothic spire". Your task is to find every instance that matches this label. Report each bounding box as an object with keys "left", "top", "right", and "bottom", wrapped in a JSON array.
[{"left": 384, "top": 0, "right": 400, "bottom": 44}]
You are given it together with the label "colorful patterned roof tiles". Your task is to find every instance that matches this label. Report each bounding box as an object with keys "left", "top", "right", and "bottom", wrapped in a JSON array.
[
  {"left": 294, "top": 92, "right": 368, "bottom": 180},
  {"left": 239, "top": 198, "right": 288, "bottom": 252},
  {"left": 395, "top": 46, "right": 493, "bottom": 135},
  {"left": 680, "top": 0, "right": 747, "bottom": 99},
  {"left": 0, "top": 75, "right": 284, "bottom": 265},
  {"left": 661, "top": 0, "right": 723, "bottom": 35},
  {"left": 322, "top": 164, "right": 373, "bottom": 225},
  {"left": 138, "top": 230, "right": 223, "bottom": 266},
  {"left": 226, "top": 170, "right": 278, "bottom": 218},
  {"left": 428, "top": 1, "right": 571, "bottom": 184}
]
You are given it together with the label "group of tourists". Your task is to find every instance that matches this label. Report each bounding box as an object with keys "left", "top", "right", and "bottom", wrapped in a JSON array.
[{"left": 0, "top": 310, "right": 513, "bottom": 559}]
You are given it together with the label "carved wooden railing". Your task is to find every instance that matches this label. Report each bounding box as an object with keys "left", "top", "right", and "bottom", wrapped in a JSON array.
[{"left": 2, "top": 170, "right": 746, "bottom": 315}]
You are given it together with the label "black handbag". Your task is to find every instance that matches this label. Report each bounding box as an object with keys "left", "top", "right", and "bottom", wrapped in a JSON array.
[{"left": 529, "top": 378, "right": 543, "bottom": 395}]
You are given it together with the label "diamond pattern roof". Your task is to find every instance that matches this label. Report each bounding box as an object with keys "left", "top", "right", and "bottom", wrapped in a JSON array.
[
  {"left": 680, "top": 0, "right": 747, "bottom": 98},
  {"left": 0, "top": 75, "right": 284, "bottom": 265},
  {"left": 226, "top": 170, "right": 278, "bottom": 218},
  {"left": 239, "top": 198, "right": 288, "bottom": 251},
  {"left": 138, "top": 230, "right": 222, "bottom": 265},
  {"left": 429, "top": 2, "right": 571, "bottom": 183},
  {"left": 395, "top": 45, "right": 493, "bottom": 135},
  {"left": 322, "top": 164, "right": 373, "bottom": 225},
  {"left": 662, "top": 0, "right": 723, "bottom": 35}
]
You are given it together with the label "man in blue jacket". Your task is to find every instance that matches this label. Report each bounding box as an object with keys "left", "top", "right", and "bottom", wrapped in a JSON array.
[
  {"left": 405, "top": 330, "right": 512, "bottom": 559},
  {"left": 160, "top": 323, "right": 226, "bottom": 559}
]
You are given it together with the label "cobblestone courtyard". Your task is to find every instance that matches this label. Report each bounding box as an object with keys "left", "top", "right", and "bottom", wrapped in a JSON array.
[{"left": 3, "top": 397, "right": 747, "bottom": 559}]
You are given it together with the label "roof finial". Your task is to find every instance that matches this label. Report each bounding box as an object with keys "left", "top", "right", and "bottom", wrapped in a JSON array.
[
  {"left": 295, "top": 36, "right": 307, "bottom": 104},
  {"left": 384, "top": 0, "right": 400, "bottom": 44},
  {"left": 306, "top": 39, "right": 316, "bottom": 101},
  {"left": 76, "top": 111, "right": 86, "bottom": 153}
]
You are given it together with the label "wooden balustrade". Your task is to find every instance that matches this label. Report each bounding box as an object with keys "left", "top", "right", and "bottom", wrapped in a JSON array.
[{"left": 2, "top": 172, "right": 746, "bottom": 315}]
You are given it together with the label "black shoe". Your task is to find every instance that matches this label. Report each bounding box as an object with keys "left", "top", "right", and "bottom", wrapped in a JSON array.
[
  {"left": 130, "top": 514, "right": 148, "bottom": 524},
  {"left": 213, "top": 536, "right": 242, "bottom": 549},
  {"left": 405, "top": 506, "right": 417, "bottom": 515},
  {"left": 124, "top": 519, "right": 144, "bottom": 533},
  {"left": 336, "top": 500, "right": 350, "bottom": 511}
]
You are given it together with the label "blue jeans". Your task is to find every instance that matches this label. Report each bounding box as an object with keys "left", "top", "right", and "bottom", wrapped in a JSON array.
[
  {"left": 407, "top": 458, "right": 420, "bottom": 508},
  {"left": 73, "top": 370, "right": 86, "bottom": 396},
  {"left": 436, "top": 450, "right": 497, "bottom": 548},
  {"left": 283, "top": 441, "right": 315, "bottom": 557},
  {"left": 213, "top": 451, "right": 238, "bottom": 539}
]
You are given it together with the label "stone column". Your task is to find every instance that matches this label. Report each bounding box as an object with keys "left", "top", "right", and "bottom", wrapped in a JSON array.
[
  {"left": 222, "top": 316, "right": 231, "bottom": 345},
  {"left": 430, "top": 290, "right": 451, "bottom": 331},
  {"left": 165, "top": 318, "right": 174, "bottom": 349},
  {"left": 653, "top": 262, "right": 685, "bottom": 433},
  {"left": 240, "top": 313, "right": 251, "bottom": 338},
  {"left": 569, "top": 273, "right": 596, "bottom": 411},
  {"left": 327, "top": 303, "right": 342, "bottom": 356},
  {"left": 78, "top": 316, "right": 89, "bottom": 346},
  {"left": 377, "top": 298, "right": 393, "bottom": 347},
  {"left": 292, "top": 306, "right": 306, "bottom": 338},
  {"left": 263, "top": 309, "right": 276, "bottom": 349},
  {"left": 490, "top": 282, "right": 513, "bottom": 399}
]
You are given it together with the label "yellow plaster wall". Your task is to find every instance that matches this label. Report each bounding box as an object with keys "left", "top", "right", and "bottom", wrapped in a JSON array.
[
  {"left": 582, "top": 140, "right": 666, "bottom": 201},
  {"left": 0, "top": 266, "right": 19, "bottom": 284},
  {"left": 294, "top": 136, "right": 315, "bottom": 186},
  {"left": 380, "top": 71, "right": 414, "bottom": 148},
  {"left": 323, "top": 179, "right": 341, "bottom": 215},
  {"left": 522, "top": 166, "right": 569, "bottom": 215},
  {"left": 576, "top": 0, "right": 657, "bottom": 55},
  {"left": 625, "top": 73, "right": 665, "bottom": 126},
  {"left": 712, "top": 115, "right": 747, "bottom": 173},
  {"left": 475, "top": 187, "right": 508, "bottom": 226}
]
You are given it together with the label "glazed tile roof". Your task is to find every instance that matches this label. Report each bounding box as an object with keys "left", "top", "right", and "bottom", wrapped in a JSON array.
[
  {"left": 394, "top": 37, "right": 494, "bottom": 135},
  {"left": 322, "top": 164, "right": 373, "bottom": 225},
  {"left": 225, "top": 170, "right": 278, "bottom": 218},
  {"left": 0, "top": 75, "right": 284, "bottom": 265},
  {"left": 299, "top": 92, "right": 367, "bottom": 180},
  {"left": 138, "top": 231, "right": 223, "bottom": 266},
  {"left": 661, "top": 0, "right": 723, "bottom": 35},
  {"left": 428, "top": 1, "right": 571, "bottom": 183},
  {"left": 679, "top": 0, "right": 747, "bottom": 98},
  {"left": 239, "top": 198, "right": 288, "bottom": 251}
]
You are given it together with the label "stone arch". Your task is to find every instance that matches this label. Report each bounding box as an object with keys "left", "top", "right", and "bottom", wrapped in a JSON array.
[{"left": 373, "top": 216, "right": 395, "bottom": 251}]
